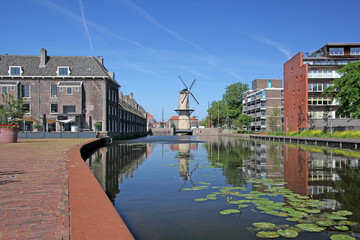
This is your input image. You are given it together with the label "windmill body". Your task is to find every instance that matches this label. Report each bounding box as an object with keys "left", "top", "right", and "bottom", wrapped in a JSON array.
[{"left": 174, "top": 77, "right": 199, "bottom": 130}]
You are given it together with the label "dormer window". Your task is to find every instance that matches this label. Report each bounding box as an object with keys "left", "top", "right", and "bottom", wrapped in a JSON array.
[
  {"left": 9, "top": 66, "right": 23, "bottom": 76},
  {"left": 57, "top": 66, "right": 70, "bottom": 76}
]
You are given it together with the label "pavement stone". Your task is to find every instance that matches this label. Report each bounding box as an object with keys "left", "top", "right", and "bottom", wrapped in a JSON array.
[{"left": 0, "top": 139, "right": 91, "bottom": 240}]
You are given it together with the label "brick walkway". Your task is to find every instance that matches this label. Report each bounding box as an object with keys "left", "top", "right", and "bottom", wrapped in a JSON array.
[{"left": 0, "top": 139, "right": 91, "bottom": 240}]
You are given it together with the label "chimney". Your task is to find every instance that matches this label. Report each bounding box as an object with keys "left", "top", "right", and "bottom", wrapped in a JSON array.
[
  {"left": 119, "top": 91, "right": 123, "bottom": 101},
  {"left": 40, "top": 48, "right": 47, "bottom": 67},
  {"left": 130, "top": 92, "right": 133, "bottom": 99},
  {"left": 96, "top": 56, "right": 103, "bottom": 66}
]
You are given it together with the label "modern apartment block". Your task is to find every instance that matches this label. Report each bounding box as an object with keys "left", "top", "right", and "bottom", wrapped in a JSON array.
[
  {"left": 242, "top": 79, "right": 283, "bottom": 131},
  {"left": 0, "top": 49, "right": 120, "bottom": 134},
  {"left": 284, "top": 43, "right": 360, "bottom": 132}
]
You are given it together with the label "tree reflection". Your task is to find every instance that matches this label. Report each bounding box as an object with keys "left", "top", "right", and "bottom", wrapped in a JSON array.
[{"left": 204, "top": 137, "right": 252, "bottom": 186}]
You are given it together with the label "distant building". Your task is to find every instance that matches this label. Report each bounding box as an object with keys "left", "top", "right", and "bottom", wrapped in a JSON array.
[
  {"left": 0, "top": 49, "right": 119, "bottom": 135},
  {"left": 146, "top": 112, "right": 157, "bottom": 130},
  {"left": 284, "top": 43, "right": 360, "bottom": 132},
  {"left": 242, "top": 79, "right": 283, "bottom": 131},
  {"left": 168, "top": 116, "right": 198, "bottom": 129},
  {"left": 118, "top": 92, "right": 147, "bottom": 137}
]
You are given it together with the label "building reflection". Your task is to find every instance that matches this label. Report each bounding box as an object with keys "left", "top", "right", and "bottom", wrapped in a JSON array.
[
  {"left": 284, "top": 144, "right": 359, "bottom": 214},
  {"left": 85, "top": 143, "right": 149, "bottom": 202}
]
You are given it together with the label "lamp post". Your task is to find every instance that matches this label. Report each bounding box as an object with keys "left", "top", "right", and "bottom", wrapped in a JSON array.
[{"left": 330, "top": 110, "right": 333, "bottom": 137}]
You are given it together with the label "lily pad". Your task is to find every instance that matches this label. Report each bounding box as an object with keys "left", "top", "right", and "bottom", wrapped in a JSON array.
[
  {"left": 256, "top": 231, "right": 280, "bottom": 238},
  {"left": 194, "top": 198, "right": 208, "bottom": 201},
  {"left": 338, "top": 221, "right": 358, "bottom": 226},
  {"left": 219, "top": 209, "right": 240, "bottom": 215},
  {"left": 335, "top": 225, "right": 349, "bottom": 231},
  {"left": 238, "top": 204, "right": 249, "bottom": 208},
  {"left": 295, "top": 223, "right": 325, "bottom": 232},
  {"left": 327, "top": 214, "right": 348, "bottom": 220},
  {"left": 316, "top": 220, "right": 333, "bottom": 227},
  {"left": 197, "top": 181, "right": 210, "bottom": 185},
  {"left": 277, "top": 229, "right": 298, "bottom": 238},
  {"left": 252, "top": 222, "right": 276, "bottom": 229},
  {"left": 330, "top": 234, "right": 356, "bottom": 240},
  {"left": 333, "top": 210, "right": 353, "bottom": 216},
  {"left": 286, "top": 217, "right": 301, "bottom": 222}
]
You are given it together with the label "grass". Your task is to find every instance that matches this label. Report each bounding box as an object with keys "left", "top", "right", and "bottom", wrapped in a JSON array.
[{"left": 268, "top": 130, "right": 360, "bottom": 139}]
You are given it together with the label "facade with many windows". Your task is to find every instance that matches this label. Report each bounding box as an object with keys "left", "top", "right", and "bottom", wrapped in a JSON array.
[
  {"left": 0, "top": 48, "right": 120, "bottom": 134},
  {"left": 284, "top": 43, "right": 360, "bottom": 132},
  {"left": 242, "top": 79, "right": 283, "bottom": 131}
]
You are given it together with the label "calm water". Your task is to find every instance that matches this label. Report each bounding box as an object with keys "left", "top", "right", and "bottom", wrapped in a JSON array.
[{"left": 85, "top": 136, "right": 360, "bottom": 240}]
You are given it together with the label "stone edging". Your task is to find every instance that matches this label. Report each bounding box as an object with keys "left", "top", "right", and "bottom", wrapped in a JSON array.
[{"left": 67, "top": 138, "right": 134, "bottom": 240}]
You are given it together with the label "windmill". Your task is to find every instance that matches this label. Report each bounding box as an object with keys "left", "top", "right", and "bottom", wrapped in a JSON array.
[{"left": 174, "top": 76, "right": 199, "bottom": 130}]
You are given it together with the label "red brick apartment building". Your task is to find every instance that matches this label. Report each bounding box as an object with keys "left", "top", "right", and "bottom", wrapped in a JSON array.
[{"left": 284, "top": 43, "right": 360, "bottom": 132}]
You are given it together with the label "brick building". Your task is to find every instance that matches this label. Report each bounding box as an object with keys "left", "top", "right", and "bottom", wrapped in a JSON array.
[
  {"left": 118, "top": 92, "right": 147, "bottom": 136},
  {"left": 242, "top": 79, "right": 283, "bottom": 131},
  {"left": 284, "top": 43, "right": 360, "bottom": 132},
  {"left": 0, "top": 49, "right": 120, "bottom": 134}
]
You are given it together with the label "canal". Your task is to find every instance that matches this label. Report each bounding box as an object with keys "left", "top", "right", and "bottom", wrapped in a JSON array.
[{"left": 85, "top": 136, "right": 360, "bottom": 240}]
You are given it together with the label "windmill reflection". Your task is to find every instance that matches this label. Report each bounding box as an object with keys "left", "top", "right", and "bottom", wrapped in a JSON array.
[{"left": 169, "top": 143, "right": 199, "bottom": 190}]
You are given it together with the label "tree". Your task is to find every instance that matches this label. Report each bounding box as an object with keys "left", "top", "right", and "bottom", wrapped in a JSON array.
[
  {"left": 324, "top": 61, "right": 360, "bottom": 120},
  {"left": 0, "top": 94, "right": 25, "bottom": 125},
  {"left": 233, "top": 114, "right": 252, "bottom": 130},
  {"left": 222, "top": 82, "right": 249, "bottom": 122},
  {"left": 206, "top": 100, "right": 227, "bottom": 127},
  {"left": 268, "top": 105, "right": 282, "bottom": 132}
]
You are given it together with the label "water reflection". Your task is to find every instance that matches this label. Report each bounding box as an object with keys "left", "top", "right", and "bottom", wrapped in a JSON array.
[
  {"left": 85, "top": 143, "right": 148, "bottom": 201},
  {"left": 85, "top": 136, "right": 360, "bottom": 238}
]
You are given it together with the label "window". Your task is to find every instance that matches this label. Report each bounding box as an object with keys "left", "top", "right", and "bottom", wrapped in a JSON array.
[
  {"left": 66, "top": 87, "right": 72, "bottom": 95},
  {"left": 262, "top": 91, "right": 266, "bottom": 98},
  {"left": 50, "top": 104, "right": 58, "bottom": 113},
  {"left": 23, "top": 103, "right": 30, "bottom": 113},
  {"left": 50, "top": 85, "right": 58, "bottom": 97},
  {"left": 329, "top": 48, "right": 344, "bottom": 56},
  {"left": 2, "top": 86, "right": 7, "bottom": 94},
  {"left": 318, "top": 84, "right": 323, "bottom": 92},
  {"left": 10, "top": 86, "right": 15, "bottom": 91},
  {"left": 63, "top": 105, "right": 75, "bottom": 114},
  {"left": 57, "top": 67, "right": 70, "bottom": 76},
  {"left": 9, "top": 66, "right": 22, "bottom": 76},
  {"left": 21, "top": 85, "right": 30, "bottom": 98},
  {"left": 75, "top": 87, "right": 79, "bottom": 92},
  {"left": 268, "top": 80, "right": 272, "bottom": 88},
  {"left": 308, "top": 84, "right": 313, "bottom": 92},
  {"left": 350, "top": 47, "right": 360, "bottom": 55}
]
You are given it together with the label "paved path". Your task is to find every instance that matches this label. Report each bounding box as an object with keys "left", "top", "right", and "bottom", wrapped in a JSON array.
[{"left": 0, "top": 139, "right": 91, "bottom": 240}]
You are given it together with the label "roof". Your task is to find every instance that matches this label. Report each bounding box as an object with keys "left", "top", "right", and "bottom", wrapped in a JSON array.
[
  {"left": 0, "top": 55, "right": 109, "bottom": 77},
  {"left": 169, "top": 116, "right": 197, "bottom": 120}
]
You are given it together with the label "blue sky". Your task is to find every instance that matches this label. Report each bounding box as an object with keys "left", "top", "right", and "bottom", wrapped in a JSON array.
[{"left": 1, "top": 0, "right": 360, "bottom": 121}]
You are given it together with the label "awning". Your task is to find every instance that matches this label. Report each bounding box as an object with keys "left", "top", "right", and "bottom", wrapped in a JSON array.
[
  {"left": 46, "top": 119, "right": 57, "bottom": 124},
  {"left": 58, "top": 118, "right": 75, "bottom": 124},
  {"left": 24, "top": 117, "right": 40, "bottom": 123}
]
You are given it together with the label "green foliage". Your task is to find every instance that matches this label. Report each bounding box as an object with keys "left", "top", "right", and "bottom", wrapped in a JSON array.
[
  {"left": 233, "top": 114, "right": 252, "bottom": 130},
  {"left": 206, "top": 100, "right": 228, "bottom": 127},
  {"left": 94, "top": 122, "right": 102, "bottom": 131},
  {"left": 324, "top": 61, "right": 360, "bottom": 120},
  {"left": 0, "top": 94, "right": 25, "bottom": 125},
  {"left": 268, "top": 105, "right": 282, "bottom": 132},
  {"left": 205, "top": 82, "right": 249, "bottom": 128},
  {"left": 222, "top": 82, "right": 249, "bottom": 121}
]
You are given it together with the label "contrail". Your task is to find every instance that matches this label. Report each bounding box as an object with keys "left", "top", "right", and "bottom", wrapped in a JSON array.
[
  {"left": 119, "top": 0, "right": 210, "bottom": 56},
  {"left": 246, "top": 32, "right": 292, "bottom": 59},
  {"left": 78, "top": 0, "right": 93, "bottom": 51}
]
